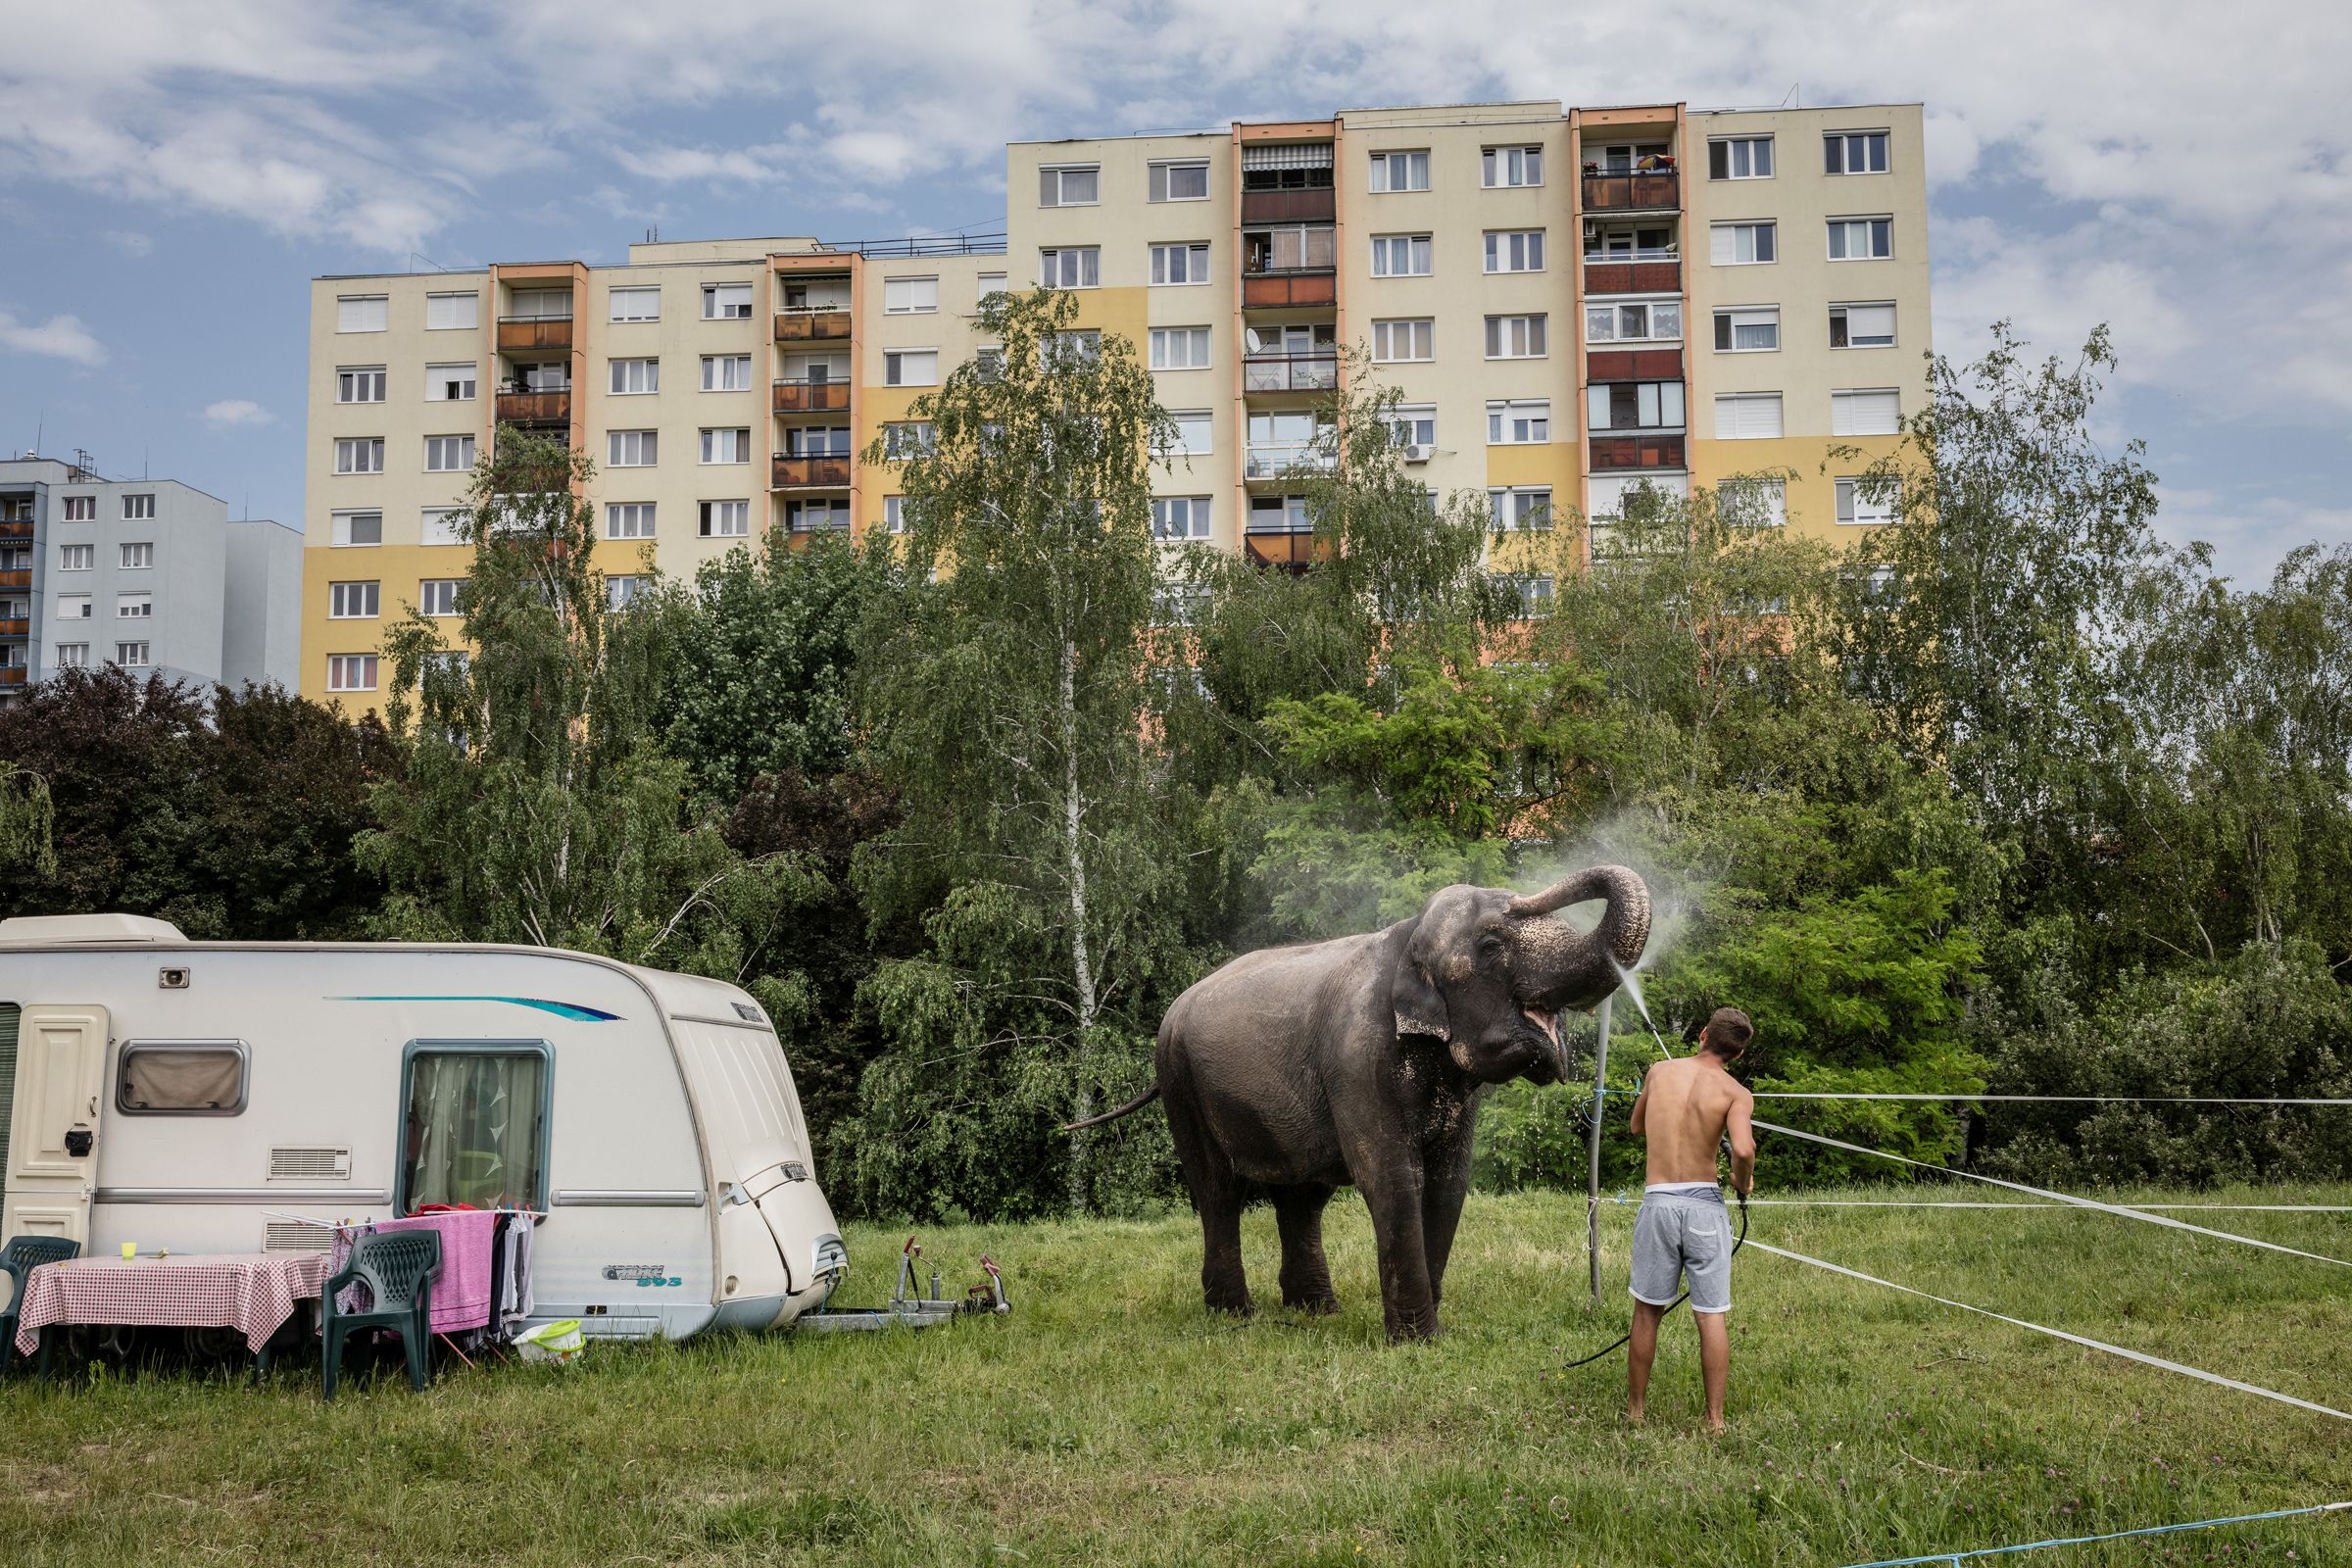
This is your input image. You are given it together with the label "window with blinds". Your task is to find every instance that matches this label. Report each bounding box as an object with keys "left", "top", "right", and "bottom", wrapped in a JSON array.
[
  {"left": 1832, "top": 389, "right": 1901, "bottom": 435},
  {"left": 336, "top": 295, "right": 388, "bottom": 332},
  {"left": 1831, "top": 303, "right": 1896, "bottom": 348},
  {"left": 1713, "top": 392, "right": 1785, "bottom": 440},
  {"left": 424, "top": 292, "right": 478, "bottom": 330}
]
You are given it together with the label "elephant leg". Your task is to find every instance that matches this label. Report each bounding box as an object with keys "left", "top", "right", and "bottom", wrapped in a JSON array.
[
  {"left": 1355, "top": 1162, "right": 1438, "bottom": 1342},
  {"left": 1164, "top": 1084, "right": 1252, "bottom": 1315},
  {"left": 1421, "top": 1128, "right": 1478, "bottom": 1308},
  {"left": 1273, "top": 1185, "right": 1340, "bottom": 1314}
]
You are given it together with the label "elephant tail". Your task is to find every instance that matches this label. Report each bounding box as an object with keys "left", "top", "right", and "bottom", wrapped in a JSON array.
[{"left": 1061, "top": 1083, "right": 1161, "bottom": 1131}]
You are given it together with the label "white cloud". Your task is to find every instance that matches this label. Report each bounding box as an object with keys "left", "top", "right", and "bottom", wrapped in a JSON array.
[
  {"left": 203, "top": 399, "right": 273, "bottom": 429},
  {"left": 101, "top": 228, "right": 152, "bottom": 256},
  {"left": 0, "top": 310, "right": 105, "bottom": 366}
]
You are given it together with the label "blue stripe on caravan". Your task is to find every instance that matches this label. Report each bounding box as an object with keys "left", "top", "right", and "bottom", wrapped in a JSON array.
[{"left": 336, "top": 996, "right": 622, "bottom": 1022}]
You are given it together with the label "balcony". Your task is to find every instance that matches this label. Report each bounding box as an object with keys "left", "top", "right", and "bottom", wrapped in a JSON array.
[
  {"left": 1242, "top": 270, "right": 1338, "bottom": 311},
  {"left": 497, "top": 316, "right": 573, "bottom": 352},
  {"left": 774, "top": 379, "right": 853, "bottom": 415},
  {"left": 1584, "top": 256, "right": 1682, "bottom": 296},
  {"left": 0, "top": 619, "right": 25, "bottom": 638},
  {"left": 0, "top": 569, "right": 28, "bottom": 591},
  {"left": 1241, "top": 188, "right": 1336, "bottom": 224},
  {"left": 1242, "top": 354, "right": 1339, "bottom": 394},
  {"left": 0, "top": 519, "right": 32, "bottom": 541},
  {"left": 1242, "top": 529, "right": 1327, "bottom": 572},
  {"left": 0, "top": 667, "right": 23, "bottom": 687},
  {"left": 1587, "top": 348, "right": 1684, "bottom": 381},
  {"left": 775, "top": 308, "right": 854, "bottom": 343},
  {"left": 1581, "top": 170, "right": 1680, "bottom": 213},
  {"left": 496, "top": 389, "right": 571, "bottom": 425},
  {"left": 1245, "top": 446, "right": 1335, "bottom": 480},
  {"left": 771, "top": 454, "right": 854, "bottom": 489},
  {"left": 1589, "top": 431, "right": 1687, "bottom": 472}
]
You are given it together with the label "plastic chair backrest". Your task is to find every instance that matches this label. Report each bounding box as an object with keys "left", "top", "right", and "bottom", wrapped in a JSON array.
[
  {"left": 348, "top": 1230, "right": 441, "bottom": 1310},
  {"left": 0, "top": 1235, "right": 80, "bottom": 1311}
]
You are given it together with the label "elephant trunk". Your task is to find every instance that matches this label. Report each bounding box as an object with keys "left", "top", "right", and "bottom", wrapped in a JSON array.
[{"left": 1507, "top": 864, "right": 1652, "bottom": 1004}]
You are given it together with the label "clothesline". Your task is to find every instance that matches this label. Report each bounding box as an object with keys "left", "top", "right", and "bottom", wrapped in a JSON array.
[{"left": 262, "top": 1207, "right": 548, "bottom": 1229}]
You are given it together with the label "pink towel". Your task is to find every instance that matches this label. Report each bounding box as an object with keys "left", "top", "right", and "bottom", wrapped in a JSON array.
[{"left": 375, "top": 1210, "right": 502, "bottom": 1333}]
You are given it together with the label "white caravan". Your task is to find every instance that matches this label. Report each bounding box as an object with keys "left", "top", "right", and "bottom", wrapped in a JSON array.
[{"left": 0, "top": 914, "right": 848, "bottom": 1341}]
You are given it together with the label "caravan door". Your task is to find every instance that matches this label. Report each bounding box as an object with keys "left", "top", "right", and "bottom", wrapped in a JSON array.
[{"left": 1, "top": 1004, "right": 109, "bottom": 1247}]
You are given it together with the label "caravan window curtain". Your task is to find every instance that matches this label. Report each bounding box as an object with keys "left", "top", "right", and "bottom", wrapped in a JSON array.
[
  {"left": 117, "top": 1042, "right": 247, "bottom": 1114},
  {"left": 399, "top": 1047, "right": 549, "bottom": 1213}
]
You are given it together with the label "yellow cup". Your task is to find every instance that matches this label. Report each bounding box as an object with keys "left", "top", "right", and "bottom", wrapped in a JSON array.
[{"left": 121, "top": 1242, "right": 136, "bottom": 1260}]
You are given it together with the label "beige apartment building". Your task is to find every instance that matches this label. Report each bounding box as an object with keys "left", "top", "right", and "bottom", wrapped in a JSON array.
[{"left": 301, "top": 98, "right": 1928, "bottom": 705}]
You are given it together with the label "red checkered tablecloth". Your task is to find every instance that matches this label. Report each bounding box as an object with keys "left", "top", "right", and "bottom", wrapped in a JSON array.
[{"left": 12, "top": 1252, "right": 331, "bottom": 1356}]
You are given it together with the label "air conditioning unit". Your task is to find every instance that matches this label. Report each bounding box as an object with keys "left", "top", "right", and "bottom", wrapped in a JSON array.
[{"left": 1401, "top": 444, "right": 1434, "bottom": 464}]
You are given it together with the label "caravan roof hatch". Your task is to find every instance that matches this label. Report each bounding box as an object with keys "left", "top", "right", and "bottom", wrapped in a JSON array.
[{"left": 0, "top": 913, "right": 190, "bottom": 945}]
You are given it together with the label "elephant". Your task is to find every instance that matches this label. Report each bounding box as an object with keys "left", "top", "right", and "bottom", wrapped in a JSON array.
[{"left": 1069, "top": 864, "right": 1650, "bottom": 1341}]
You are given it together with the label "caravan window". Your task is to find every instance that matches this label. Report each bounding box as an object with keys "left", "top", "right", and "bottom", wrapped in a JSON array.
[
  {"left": 117, "top": 1041, "right": 249, "bottom": 1115},
  {"left": 398, "top": 1044, "right": 551, "bottom": 1214}
]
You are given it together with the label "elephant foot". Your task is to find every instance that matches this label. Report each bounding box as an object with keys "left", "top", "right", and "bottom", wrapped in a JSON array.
[
  {"left": 1282, "top": 1287, "right": 1341, "bottom": 1315},
  {"left": 1204, "top": 1293, "right": 1255, "bottom": 1318},
  {"left": 1382, "top": 1308, "right": 1442, "bottom": 1344}
]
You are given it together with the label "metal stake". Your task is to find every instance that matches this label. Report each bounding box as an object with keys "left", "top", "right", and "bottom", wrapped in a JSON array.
[{"left": 1587, "top": 991, "right": 1614, "bottom": 1309}]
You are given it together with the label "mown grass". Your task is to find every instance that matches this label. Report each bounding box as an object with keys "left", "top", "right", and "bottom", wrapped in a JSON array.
[{"left": 2, "top": 1184, "right": 2347, "bottom": 1566}]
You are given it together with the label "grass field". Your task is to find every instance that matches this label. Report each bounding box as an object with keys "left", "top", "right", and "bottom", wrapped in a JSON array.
[{"left": 2, "top": 1184, "right": 2347, "bottom": 1566}]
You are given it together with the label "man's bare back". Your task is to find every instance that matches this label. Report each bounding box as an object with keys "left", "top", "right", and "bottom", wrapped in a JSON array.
[{"left": 1632, "top": 1054, "right": 1755, "bottom": 1192}]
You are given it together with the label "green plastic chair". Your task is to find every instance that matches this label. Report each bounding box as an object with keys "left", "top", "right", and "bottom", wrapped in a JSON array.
[
  {"left": 320, "top": 1229, "right": 442, "bottom": 1400},
  {"left": 0, "top": 1235, "right": 79, "bottom": 1371}
]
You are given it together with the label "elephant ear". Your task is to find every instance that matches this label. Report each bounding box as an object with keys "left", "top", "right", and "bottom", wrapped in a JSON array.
[{"left": 1392, "top": 942, "right": 1450, "bottom": 1043}]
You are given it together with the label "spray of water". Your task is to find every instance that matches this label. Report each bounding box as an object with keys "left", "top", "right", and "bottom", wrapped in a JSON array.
[{"left": 1610, "top": 958, "right": 1678, "bottom": 1061}]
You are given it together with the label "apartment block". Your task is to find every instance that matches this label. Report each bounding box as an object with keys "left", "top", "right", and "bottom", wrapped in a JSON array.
[
  {"left": 300, "top": 98, "right": 1929, "bottom": 705},
  {"left": 0, "top": 455, "right": 300, "bottom": 703}
]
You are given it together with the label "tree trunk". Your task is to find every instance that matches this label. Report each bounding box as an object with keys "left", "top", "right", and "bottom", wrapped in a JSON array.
[{"left": 1060, "top": 632, "right": 1099, "bottom": 1212}]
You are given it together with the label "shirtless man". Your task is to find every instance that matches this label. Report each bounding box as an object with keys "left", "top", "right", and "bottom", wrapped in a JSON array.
[{"left": 1625, "top": 1006, "right": 1756, "bottom": 1432}]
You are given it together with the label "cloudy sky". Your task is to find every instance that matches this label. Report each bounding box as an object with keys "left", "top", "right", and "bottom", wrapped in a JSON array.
[{"left": 0, "top": 0, "right": 2344, "bottom": 581}]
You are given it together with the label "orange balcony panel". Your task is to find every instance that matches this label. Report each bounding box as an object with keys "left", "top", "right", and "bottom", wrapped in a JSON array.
[
  {"left": 495, "top": 390, "right": 571, "bottom": 424},
  {"left": 0, "top": 618, "right": 26, "bottom": 637},
  {"left": 775, "top": 311, "right": 855, "bottom": 343},
  {"left": 771, "top": 455, "right": 854, "bottom": 489},
  {"left": 1581, "top": 171, "right": 1680, "bottom": 212},
  {"left": 0, "top": 667, "right": 24, "bottom": 686},
  {"left": 773, "top": 380, "right": 853, "bottom": 415},
  {"left": 1586, "top": 348, "right": 1684, "bottom": 381},
  {"left": 1241, "top": 188, "right": 1336, "bottom": 224},
  {"left": 0, "top": 570, "right": 28, "bottom": 590},
  {"left": 497, "top": 318, "right": 573, "bottom": 352},
  {"left": 1588, "top": 433, "right": 1686, "bottom": 472},
  {"left": 1241, "top": 271, "right": 1338, "bottom": 311},
  {"left": 1583, "top": 259, "right": 1682, "bottom": 296},
  {"left": 1243, "top": 530, "right": 1328, "bottom": 571}
]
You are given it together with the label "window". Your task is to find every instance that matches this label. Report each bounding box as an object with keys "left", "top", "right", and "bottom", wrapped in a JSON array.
[
  {"left": 1501, "top": 574, "right": 1555, "bottom": 617},
  {"left": 1837, "top": 477, "right": 1900, "bottom": 525},
  {"left": 1589, "top": 382, "right": 1688, "bottom": 431},
  {"left": 62, "top": 496, "right": 95, "bottom": 521},
  {"left": 119, "top": 542, "right": 154, "bottom": 569},
  {"left": 1482, "top": 145, "right": 1544, "bottom": 187},
  {"left": 1713, "top": 392, "right": 1786, "bottom": 439},
  {"left": 1484, "top": 230, "right": 1544, "bottom": 272},
  {"left": 115, "top": 641, "right": 151, "bottom": 667},
  {"left": 1832, "top": 389, "right": 1902, "bottom": 436},
  {"left": 1488, "top": 400, "right": 1550, "bottom": 444},
  {"left": 703, "top": 354, "right": 753, "bottom": 391},
  {"left": 606, "top": 502, "right": 657, "bottom": 540},
  {"left": 884, "top": 349, "right": 939, "bottom": 386},
  {"left": 1243, "top": 223, "right": 1336, "bottom": 273},
  {"left": 59, "top": 543, "right": 93, "bottom": 570},
  {"left": 701, "top": 428, "right": 752, "bottom": 464},
  {"left": 329, "top": 580, "right": 379, "bottom": 618},
  {"left": 420, "top": 508, "right": 463, "bottom": 546},
  {"left": 1371, "top": 318, "right": 1434, "bottom": 362},
  {"left": 783, "top": 425, "right": 852, "bottom": 457},
  {"left": 884, "top": 275, "right": 939, "bottom": 314},
  {"left": 425, "top": 363, "right": 476, "bottom": 401},
  {"left": 703, "top": 282, "right": 753, "bottom": 319},
  {"left": 424, "top": 435, "right": 474, "bottom": 472},
  {"left": 122, "top": 493, "right": 155, "bottom": 520},
  {"left": 1590, "top": 140, "right": 1670, "bottom": 173},
  {"left": 787, "top": 498, "right": 850, "bottom": 533},
  {"left": 1049, "top": 329, "right": 1101, "bottom": 366},
  {"left": 1717, "top": 477, "right": 1787, "bottom": 528},
  {"left": 397, "top": 1045, "right": 549, "bottom": 1213},
  {"left": 1242, "top": 142, "right": 1334, "bottom": 192},
  {"left": 334, "top": 439, "right": 383, "bottom": 475},
  {"left": 514, "top": 362, "right": 568, "bottom": 394},
  {"left": 1826, "top": 131, "right": 1890, "bottom": 175},
  {"left": 1708, "top": 136, "right": 1774, "bottom": 180},
  {"left": 1039, "top": 247, "right": 1101, "bottom": 289},
  {"left": 510, "top": 288, "right": 570, "bottom": 320},
  {"left": 1150, "top": 160, "right": 1210, "bottom": 202},
  {"left": 1038, "top": 165, "right": 1100, "bottom": 206},
  {"left": 884, "top": 422, "right": 935, "bottom": 460},
  {"left": 56, "top": 594, "right": 91, "bottom": 620},
  {"left": 884, "top": 496, "right": 906, "bottom": 534},
  {"left": 1150, "top": 327, "right": 1212, "bottom": 370},
  {"left": 337, "top": 366, "right": 386, "bottom": 404},
  {"left": 610, "top": 358, "right": 659, "bottom": 395},
  {"left": 336, "top": 294, "right": 388, "bottom": 333},
  {"left": 56, "top": 643, "right": 87, "bottom": 667},
  {"left": 118, "top": 592, "right": 152, "bottom": 618},
  {"left": 1152, "top": 497, "right": 1212, "bottom": 540},
  {"left": 331, "top": 510, "right": 382, "bottom": 548},
  {"left": 1831, "top": 303, "right": 1896, "bottom": 348},
  {"left": 699, "top": 500, "right": 750, "bottom": 538},
  {"left": 610, "top": 285, "right": 661, "bottom": 322},
  {"left": 1172, "top": 410, "right": 1212, "bottom": 454},
  {"left": 1151, "top": 243, "right": 1211, "bottom": 285},
  {"left": 1586, "top": 299, "right": 1682, "bottom": 343},
  {"left": 977, "top": 272, "right": 1007, "bottom": 303},
  {"left": 419, "top": 578, "right": 461, "bottom": 616},
  {"left": 1388, "top": 404, "right": 1436, "bottom": 449},
  {"left": 1370, "top": 234, "right": 1433, "bottom": 276},
  {"left": 1248, "top": 494, "right": 1312, "bottom": 533},
  {"left": 1828, "top": 218, "right": 1893, "bottom": 260},
  {"left": 425, "top": 291, "right": 478, "bottom": 330},
  {"left": 1713, "top": 307, "right": 1780, "bottom": 353},
  {"left": 1711, "top": 221, "right": 1777, "bottom": 265},
  {"left": 608, "top": 575, "right": 651, "bottom": 611},
  {"left": 608, "top": 430, "right": 658, "bottom": 467},
  {"left": 1484, "top": 315, "right": 1547, "bottom": 359},
  {"left": 1369, "top": 150, "right": 1430, "bottom": 192},
  {"left": 1488, "top": 488, "right": 1552, "bottom": 530}
]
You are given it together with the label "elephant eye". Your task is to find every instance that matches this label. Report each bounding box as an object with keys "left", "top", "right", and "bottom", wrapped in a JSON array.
[{"left": 1477, "top": 931, "right": 1505, "bottom": 955}]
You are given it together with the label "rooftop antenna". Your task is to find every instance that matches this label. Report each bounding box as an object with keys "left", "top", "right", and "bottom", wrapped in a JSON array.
[
  {"left": 1781, "top": 82, "right": 1800, "bottom": 108},
  {"left": 647, "top": 225, "right": 660, "bottom": 243}
]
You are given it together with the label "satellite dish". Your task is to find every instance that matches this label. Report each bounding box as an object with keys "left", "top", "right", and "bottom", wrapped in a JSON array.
[{"left": 1244, "top": 327, "right": 1264, "bottom": 355}]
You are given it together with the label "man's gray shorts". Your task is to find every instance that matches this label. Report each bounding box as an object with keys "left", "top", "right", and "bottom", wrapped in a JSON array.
[{"left": 1630, "top": 1186, "right": 1734, "bottom": 1314}]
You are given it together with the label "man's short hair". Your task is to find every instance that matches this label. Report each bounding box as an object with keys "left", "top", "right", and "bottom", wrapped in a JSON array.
[{"left": 1700, "top": 1007, "right": 1753, "bottom": 1057}]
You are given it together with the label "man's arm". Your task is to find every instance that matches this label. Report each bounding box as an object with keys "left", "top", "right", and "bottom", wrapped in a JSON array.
[
  {"left": 1726, "top": 1090, "right": 1756, "bottom": 1195},
  {"left": 1628, "top": 1064, "right": 1652, "bottom": 1136}
]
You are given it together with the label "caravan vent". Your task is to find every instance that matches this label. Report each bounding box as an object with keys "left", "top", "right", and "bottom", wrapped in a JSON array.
[
  {"left": 269, "top": 1146, "right": 351, "bottom": 1180},
  {"left": 263, "top": 1222, "right": 333, "bottom": 1254}
]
